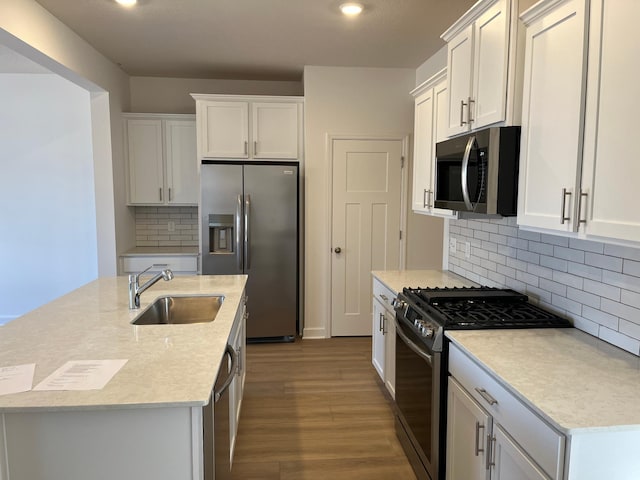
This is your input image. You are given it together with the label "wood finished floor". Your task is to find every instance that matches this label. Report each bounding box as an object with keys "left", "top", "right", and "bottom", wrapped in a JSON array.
[{"left": 231, "top": 337, "right": 417, "bottom": 480}]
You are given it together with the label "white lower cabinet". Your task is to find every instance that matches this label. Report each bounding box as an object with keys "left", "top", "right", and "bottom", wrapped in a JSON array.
[
  {"left": 371, "top": 277, "right": 396, "bottom": 398},
  {"left": 229, "top": 295, "right": 246, "bottom": 463},
  {"left": 447, "top": 343, "right": 564, "bottom": 480}
]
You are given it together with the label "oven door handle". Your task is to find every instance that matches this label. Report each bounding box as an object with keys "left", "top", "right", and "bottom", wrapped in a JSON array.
[{"left": 394, "top": 317, "right": 433, "bottom": 366}]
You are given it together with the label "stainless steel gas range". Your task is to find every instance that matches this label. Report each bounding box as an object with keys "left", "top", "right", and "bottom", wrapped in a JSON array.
[{"left": 392, "top": 286, "right": 572, "bottom": 480}]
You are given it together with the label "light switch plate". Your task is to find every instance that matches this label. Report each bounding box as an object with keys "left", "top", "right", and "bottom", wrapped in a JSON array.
[{"left": 449, "top": 238, "right": 457, "bottom": 254}]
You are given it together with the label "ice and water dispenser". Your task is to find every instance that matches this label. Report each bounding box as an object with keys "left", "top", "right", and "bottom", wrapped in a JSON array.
[{"left": 208, "top": 214, "right": 234, "bottom": 254}]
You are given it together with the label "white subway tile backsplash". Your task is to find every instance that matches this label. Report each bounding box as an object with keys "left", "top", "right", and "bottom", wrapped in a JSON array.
[
  {"left": 448, "top": 217, "right": 640, "bottom": 356},
  {"left": 134, "top": 206, "right": 198, "bottom": 248},
  {"left": 585, "top": 252, "right": 623, "bottom": 272}
]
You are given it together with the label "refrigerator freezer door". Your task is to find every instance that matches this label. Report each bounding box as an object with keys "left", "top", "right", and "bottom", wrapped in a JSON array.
[
  {"left": 244, "top": 164, "right": 298, "bottom": 339},
  {"left": 201, "top": 164, "right": 244, "bottom": 275}
]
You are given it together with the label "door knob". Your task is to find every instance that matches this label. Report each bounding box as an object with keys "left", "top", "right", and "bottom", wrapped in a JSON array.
[{"left": 334, "top": 247, "right": 342, "bottom": 254}]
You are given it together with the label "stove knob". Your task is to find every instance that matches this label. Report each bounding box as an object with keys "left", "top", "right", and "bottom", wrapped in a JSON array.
[
  {"left": 393, "top": 299, "right": 406, "bottom": 309},
  {"left": 422, "top": 327, "right": 434, "bottom": 338},
  {"left": 414, "top": 319, "right": 423, "bottom": 328}
]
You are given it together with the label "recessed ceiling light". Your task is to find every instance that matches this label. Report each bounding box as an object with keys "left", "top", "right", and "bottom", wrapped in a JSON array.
[
  {"left": 115, "top": 0, "right": 137, "bottom": 6},
  {"left": 340, "top": 3, "right": 363, "bottom": 16}
]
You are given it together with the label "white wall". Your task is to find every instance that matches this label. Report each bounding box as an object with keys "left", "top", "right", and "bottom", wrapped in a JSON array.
[
  {"left": 416, "top": 45, "right": 448, "bottom": 86},
  {"left": 0, "top": 0, "right": 133, "bottom": 271},
  {"left": 0, "top": 74, "right": 97, "bottom": 321},
  {"left": 303, "top": 66, "right": 444, "bottom": 338},
  {"left": 129, "top": 77, "right": 303, "bottom": 113}
]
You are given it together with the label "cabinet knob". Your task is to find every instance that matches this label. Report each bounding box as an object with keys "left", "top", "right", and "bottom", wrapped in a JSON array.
[{"left": 334, "top": 247, "right": 342, "bottom": 254}]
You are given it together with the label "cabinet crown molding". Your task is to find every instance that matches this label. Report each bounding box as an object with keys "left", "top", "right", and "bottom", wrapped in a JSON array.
[
  {"left": 410, "top": 68, "right": 447, "bottom": 97},
  {"left": 441, "top": 0, "right": 505, "bottom": 41},
  {"left": 190, "top": 93, "right": 303, "bottom": 103},
  {"left": 520, "top": 0, "right": 574, "bottom": 25}
]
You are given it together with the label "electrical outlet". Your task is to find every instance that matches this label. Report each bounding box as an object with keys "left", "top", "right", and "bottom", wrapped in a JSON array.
[
  {"left": 465, "top": 241, "right": 471, "bottom": 259},
  {"left": 449, "top": 238, "right": 457, "bottom": 254},
  {"left": 168, "top": 221, "right": 175, "bottom": 232}
]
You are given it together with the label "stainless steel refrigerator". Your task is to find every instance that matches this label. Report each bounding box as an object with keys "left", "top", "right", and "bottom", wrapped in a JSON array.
[{"left": 200, "top": 162, "right": 298, "bottom": 340}]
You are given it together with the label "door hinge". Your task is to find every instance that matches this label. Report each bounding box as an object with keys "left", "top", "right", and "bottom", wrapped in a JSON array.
[
  {"left": 399, "top": 230, "right": 403, "bottom": 240},
  {"left": 401, "top": 156, "right": 405, "bottom": 169}
]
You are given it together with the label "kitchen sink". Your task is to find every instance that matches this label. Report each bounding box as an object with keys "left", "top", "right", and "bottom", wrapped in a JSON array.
[{"left": 131, "top": 295, "right": 224, "bottom": 325}]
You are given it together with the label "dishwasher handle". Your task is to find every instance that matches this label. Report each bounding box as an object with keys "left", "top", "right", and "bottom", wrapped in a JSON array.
[{"left": 214, "top": 344, "right": 238, "bottom": 403}]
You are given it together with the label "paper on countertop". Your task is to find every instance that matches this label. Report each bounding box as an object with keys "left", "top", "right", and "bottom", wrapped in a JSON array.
[
  {"left": 0, "top": 363, "right": 36, "bottom": 396},
  {"left": 33, "top": 359, "right": 128, "bottom": 391}
]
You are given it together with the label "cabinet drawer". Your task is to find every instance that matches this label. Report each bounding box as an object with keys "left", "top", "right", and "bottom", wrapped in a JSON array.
[
  {"left": 449, "top": 343, "right": 564, "bottom": 479},
  {"left": 372, "top": 278, "right": 396, "bottom": 313},
  {"left": 122, "top": 255, "right": 198, "bottom": 274}
]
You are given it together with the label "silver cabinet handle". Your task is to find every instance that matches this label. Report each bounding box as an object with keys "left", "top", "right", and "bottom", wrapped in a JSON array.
[
  {"left": 159, "top": 187, "right": 163, "bottom": 201},
  {"left": 244, "top": 195, "right": 251, "bottom": 270},
  {"left": 561, "top": 188, "right": 572, "bottom": 224},
  {"left": 428, "top": 189, "right": 434, "bottom": 208},
  {"left": 244, "top": 141, "right": 248, "bottom": 155},
  {"left": 475, "top": 387, "right": 498, "bottom": 406},
  {"left": 379, "top": 312, "right": 384, "bottom": 332},
  {"left": 468, "top": 97, "right": 475, "bottom": 124},
  {"left": 236, "top": 195, "right": 243, "bottom": 270},
  {"left": 254, "top": 140, "right": 258, "bottom": 156},
  {"left": 460, "top": 99, "right": 467, "bottom": 126},
  {"left": 475, "top": 421, "right": 485, "bottom": 456},
  {"left": 382, "top": 313, "right": 387, "bottom": 334},
  {"left": 423, "top": 188, "right": 428, "bottom": 208},
  {"left": 461, "top": 135, "right": 477, "bottom": 211},
  {"left": 379, "top": 294, "right": 389, "bottom": 302},
  {"left": 487, "top": 434, "right": 497, "bottom": 469},
  {"left": 168, "top": 187, "right": 172, "bottom": 202},
  {"left": 578, "top": 191, "right": 588, "bottom": 226}
]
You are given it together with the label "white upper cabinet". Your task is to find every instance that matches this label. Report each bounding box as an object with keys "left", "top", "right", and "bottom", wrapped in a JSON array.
[
  {"left": 442, "top": 0, "right": 521, "bottom": 137},
  {"left": 192, "top": 95, "right": 303, "bottom": 160},
  {"left": 411, "top": 70, "right": 457, "bottom": 217},
  {"left": 580, "top": 0, "right": 640, "bottom": 241},
  {"left": 517, "top": 0, "right": 588, "bottom": 232},
  {"left": 125, "top": 114, "right": 197, "bottom": 206},
  {"left": 518, "top": 0, "right": 640, "bottom": 245}
]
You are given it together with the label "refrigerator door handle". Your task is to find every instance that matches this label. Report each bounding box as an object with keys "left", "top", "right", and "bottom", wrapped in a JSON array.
[
  {"left": 236, "top": 195, "right": 243, "bottom": 270},
  {"left": 244, "top": 195, "right": 251, "bottom": 270}
]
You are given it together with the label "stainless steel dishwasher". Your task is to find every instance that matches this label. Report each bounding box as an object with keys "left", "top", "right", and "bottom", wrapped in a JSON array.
[{"left": 203, "top": 344, "right": 237, "bottom": 480}]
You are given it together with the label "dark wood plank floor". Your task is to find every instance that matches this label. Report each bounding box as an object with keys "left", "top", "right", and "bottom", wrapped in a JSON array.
[{"left": 230, "top": 337, "right": 416, "bottom": 480}]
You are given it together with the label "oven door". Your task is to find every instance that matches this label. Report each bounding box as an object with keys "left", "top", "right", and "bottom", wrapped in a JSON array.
[{"left": 394, "top": 316, "right": 442, "bottom": 480}]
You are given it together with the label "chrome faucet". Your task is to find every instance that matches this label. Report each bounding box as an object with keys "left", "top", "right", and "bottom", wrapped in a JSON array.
[{"left": 128, "top": 266, "right": 174, "bottom": 309}]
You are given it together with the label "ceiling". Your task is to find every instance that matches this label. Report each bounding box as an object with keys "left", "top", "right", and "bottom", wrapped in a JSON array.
[{"left": 33, "top": 0, "right": 476, "bottom": 81}]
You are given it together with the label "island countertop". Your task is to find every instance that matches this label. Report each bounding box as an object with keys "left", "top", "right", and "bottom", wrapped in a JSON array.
[
  {"left": 446, "top": 328, "right": 640, "bottom": 433},
  {"left": 0, "top": 275, "right": 247, "bottom": 412}
]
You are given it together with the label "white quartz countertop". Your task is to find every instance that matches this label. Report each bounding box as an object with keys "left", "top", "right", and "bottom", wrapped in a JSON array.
[
  {"left": 446, "top": 329, "right": 640, "bottom": 433},
  {"left": 0, "top": 275, "right": 246, "bottom": 412},
  {"left": 121, "top": 246, "right": 199, "bottom": 256},
  {"left": 372, "top": 269, "right": 477, "bottom": 294}
]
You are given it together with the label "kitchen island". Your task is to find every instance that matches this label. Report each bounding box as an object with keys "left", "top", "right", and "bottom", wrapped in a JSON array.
[
  {"left": 0, "top": 274, "right": 247, "bottom": 480},
  {"left": 447, "top": 328, "right": 640, "bottom": 479}
]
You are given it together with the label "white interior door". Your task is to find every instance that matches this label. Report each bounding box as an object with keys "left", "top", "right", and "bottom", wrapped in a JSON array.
[{"left": 331, "top": 138, "right": 403, "bottom": 337}]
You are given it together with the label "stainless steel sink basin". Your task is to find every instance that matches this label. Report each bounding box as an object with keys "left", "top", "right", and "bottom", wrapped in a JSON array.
[{"left": 132, "top": 295, "right": 224, "bottom": 325}]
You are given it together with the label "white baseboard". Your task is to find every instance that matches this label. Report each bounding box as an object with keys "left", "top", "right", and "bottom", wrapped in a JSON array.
[{"left": 302, "top": 327, "right": 328, "bottom": 339}]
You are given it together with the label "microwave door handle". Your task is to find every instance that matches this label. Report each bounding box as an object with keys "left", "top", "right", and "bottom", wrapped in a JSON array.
[{"left": 461, "top": 135, "right": 477, "bottom": 211}]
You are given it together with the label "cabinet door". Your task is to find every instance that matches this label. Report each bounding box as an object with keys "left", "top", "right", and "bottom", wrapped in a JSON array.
[
  {"left": 165, "top": 119, "right": 198, "bottom": 205},
  {"left": 581, "top": 0, "right": 640, "bottom": 242},
  {"left": 412, "top": 88, "right": 435, "bottom": 213},
  {"left": 252, "top": 102, "right": 300, "bottom": 159},
  {"left": 432, "top": 79, "right": 458, "bottom": 218},
  {"left": 447, "top": 377, "right": 491, "bottom": 480},
  {"left": 383, "top": 308, "right": 395, "bottom": 398},
  {"left": 472, "top": 0, "right": 509, "bottom": 129},
  {"left": 517, "top": 0, "right": 587, "bottom": 232},
  {"left": 127, "top": 118, "right": 164, "bottom": 205},
  {"left": 201, "top": 102, "right": 249, "bottom": 158},
  {"left": 491, "top": 424, "right": 548, "bottom": 480},
  {"left": 446, "top": 24, "right": 474, "bottom": 137},
  {"left": 371, "top": 298, "right": 386, "bottom": 381}
]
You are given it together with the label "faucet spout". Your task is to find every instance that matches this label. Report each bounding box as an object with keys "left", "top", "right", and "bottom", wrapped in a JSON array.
[{"left": 128, "top": 267, "right": 174, "bottom": 309}]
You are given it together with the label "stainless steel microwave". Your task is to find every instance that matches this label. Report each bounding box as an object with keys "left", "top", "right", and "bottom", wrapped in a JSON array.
[{"left": 434, "top": 126, "right": 521, "bottom": 216}]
